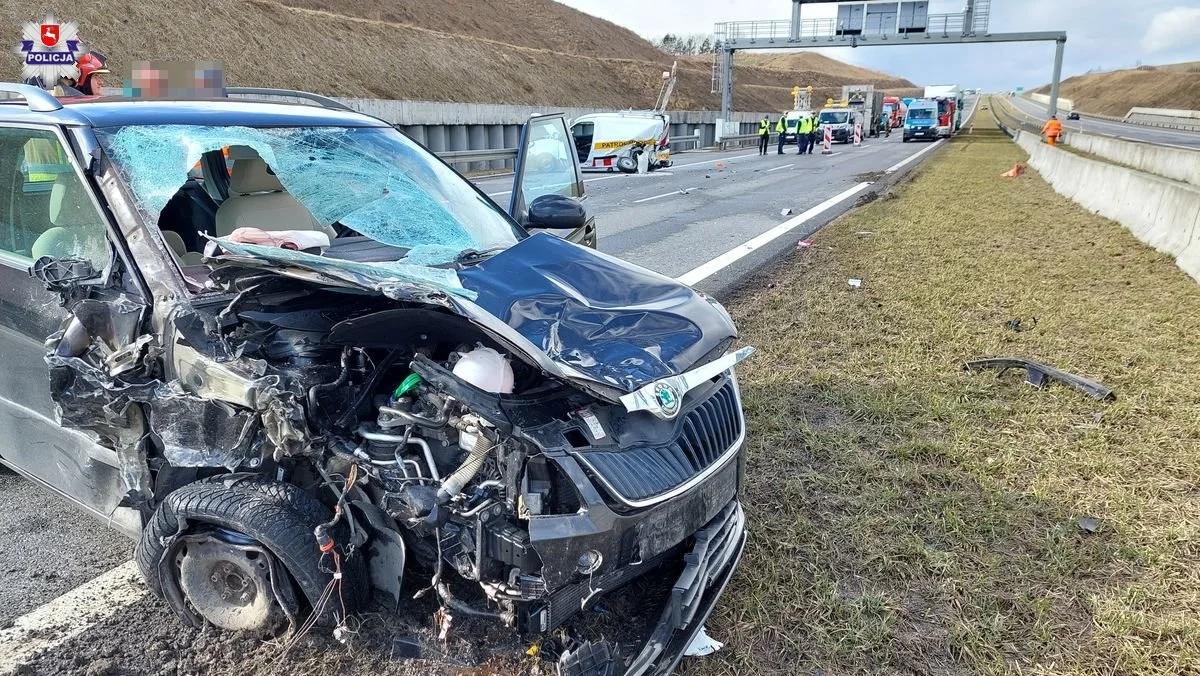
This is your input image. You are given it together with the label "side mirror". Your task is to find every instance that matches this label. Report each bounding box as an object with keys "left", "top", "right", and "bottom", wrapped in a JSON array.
[
  {"left": 527, "top": 194, "right": 587, "bottom": 231},
  {"left": 29, "top": 256, "right": 98, "bottom": 292}
]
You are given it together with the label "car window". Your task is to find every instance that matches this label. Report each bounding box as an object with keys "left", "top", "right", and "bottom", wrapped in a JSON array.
[
  {"left": 0, "top": 128, "right": 108, "bottom": 268},
  {"left": 521, "top": 117, "right": 581, "bottom": 206}
]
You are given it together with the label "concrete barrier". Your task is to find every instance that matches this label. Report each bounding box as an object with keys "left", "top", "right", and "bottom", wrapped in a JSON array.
[
  {"left": 1065, "top": 131, "right": 1200, "bottom": 186},
  {"left": 1030, "top": 92, "right": 1074, "bottom": 112},
  {"left": 1015, "top": 129, "right": 1200, "bottom": 283},
  {"left": 1124, "top": 107, "right": 1200, "bottom": 132}
]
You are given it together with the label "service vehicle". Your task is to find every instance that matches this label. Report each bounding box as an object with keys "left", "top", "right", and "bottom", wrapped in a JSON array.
[
  {"left": 571, "top": 62, "right": 678, "bottom": 174},
  {"left": 842, "top": 84, "right": 886, "bottom": 137},
  {"left": 902, "top": 98, "right": 940, "bottom": 142},
  {"left": 882, "top": 96, "right": 906, "bottom": 130},
  {"left": 1067, "top": 111, "right": 1080, "bottom": 120},
  {"left": 0, "top": 83, "right": 751, "bottom": 675},
  {"left": 817, "top": 105, "right": 863, "bottom": 144},
  {"left": 777, "top": 109, "right": 816, "bottom": 147},
  {"left": 924, "top": 85, "right": 963, "bottom": 137},
  {"left": 571, "top": 111, "right": 672, "bottom": 173}
]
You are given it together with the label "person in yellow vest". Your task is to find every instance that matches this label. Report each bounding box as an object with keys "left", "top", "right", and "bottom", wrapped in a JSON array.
[
  {"left": 776, "top": 113, "right": 788, "bottom": 154},
  {"left": 758, "top": 115, "right": 770, "bottom": 156},
  {"left": 796, "top": 115, "right": 812, "bottom": 155}
]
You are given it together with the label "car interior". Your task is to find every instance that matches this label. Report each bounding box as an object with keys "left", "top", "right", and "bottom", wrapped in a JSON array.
[{"left": 155, "top": 145, "right": 339, "bottom": 281}]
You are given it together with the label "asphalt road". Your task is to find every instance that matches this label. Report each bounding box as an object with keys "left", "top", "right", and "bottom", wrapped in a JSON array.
[
  {"left": 0, "top": 102, "right": 970, "bottom": 673},
  {"left": 1006, "top": 96, "right": 1200, "bottom": 149}
]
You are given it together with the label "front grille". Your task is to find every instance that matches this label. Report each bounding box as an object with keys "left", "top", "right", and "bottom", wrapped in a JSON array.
[{"left": 574, "top": 381, "right": 742, "bottom": 503}]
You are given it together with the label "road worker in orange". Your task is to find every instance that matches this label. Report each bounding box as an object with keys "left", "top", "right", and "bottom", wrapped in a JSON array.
[{"left": 1042, "top": 115, "right": 1063, "bottom": 146}]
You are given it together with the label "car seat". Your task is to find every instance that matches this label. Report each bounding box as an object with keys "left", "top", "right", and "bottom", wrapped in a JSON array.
[
  {"left": 214, "top": 157, "right": 334, "bottom": 239},
  {"left": 161, "top": 229, "right": 204, "bottom": 266},
  {"left": 30, "top": 174, "right": 107, "bottom": 265}
]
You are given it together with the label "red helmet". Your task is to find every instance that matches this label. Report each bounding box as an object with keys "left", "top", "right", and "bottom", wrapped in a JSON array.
[{"left": 75, "top": 51, "right": 110, "bottom": 92}]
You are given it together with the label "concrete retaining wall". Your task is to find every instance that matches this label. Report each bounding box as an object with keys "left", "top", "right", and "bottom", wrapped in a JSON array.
[
  {"left": 1016, "top": 130, "right": 1200, "bottom": 282},
  {"left": 1123, "top": 107, "right": 1200, "bottom": 132},
  {"left": 1030, "top": 92, "right": 1074, "bottom": 112},
  {"left": 337, "top": 97, "right": 770, "bottom": 154},
  {"left": 1065, "top": 131, "right": 1200, "bottom": 186}
]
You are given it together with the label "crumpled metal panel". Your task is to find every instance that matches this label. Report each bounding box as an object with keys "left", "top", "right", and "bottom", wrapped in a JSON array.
[{"left": 456, "top": 233, "right": 739, "bottom": 393}]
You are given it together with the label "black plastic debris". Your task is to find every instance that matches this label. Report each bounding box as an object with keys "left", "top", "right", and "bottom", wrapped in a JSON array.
[
  {"left": 558, "top": 639, "right": 617, "bottom": 676},
  {"left": 1004, "top": 317, "right": 1037, "bottom": 332},
  {"left": 963, "top": 357, "right": 1115, "bottom": 401}
]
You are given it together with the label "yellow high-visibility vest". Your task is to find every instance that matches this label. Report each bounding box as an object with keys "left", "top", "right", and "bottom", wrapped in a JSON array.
[{"left": 23, "top": 137, "right": 68, "bottom": 183}]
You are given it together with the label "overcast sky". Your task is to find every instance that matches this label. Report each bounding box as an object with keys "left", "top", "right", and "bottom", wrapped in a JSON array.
[{"left": 556, "top": 0, "right": 1200, "bottom": 91}]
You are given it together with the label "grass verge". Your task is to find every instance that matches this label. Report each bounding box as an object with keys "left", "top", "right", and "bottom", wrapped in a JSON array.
[{"left": 685, "top": 105, "right": 1200, "bottom": 675}]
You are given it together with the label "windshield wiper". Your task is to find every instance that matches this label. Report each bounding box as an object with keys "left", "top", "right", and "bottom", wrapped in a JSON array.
[{"left": 454, "top": 246, "right": 508, "bottom": 264}]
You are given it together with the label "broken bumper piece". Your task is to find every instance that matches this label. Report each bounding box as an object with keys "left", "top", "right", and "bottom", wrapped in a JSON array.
[
  {"left": 964, "top": 357, "right": 1115, "bottom": 401},
  {"left": 558, "top": 499, "right": 747, "bottom": 676}
]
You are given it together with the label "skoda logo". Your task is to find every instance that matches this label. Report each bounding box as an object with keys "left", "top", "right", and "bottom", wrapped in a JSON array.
[{"left": 653, "top": 382, "right": 681, "bottom": 419}]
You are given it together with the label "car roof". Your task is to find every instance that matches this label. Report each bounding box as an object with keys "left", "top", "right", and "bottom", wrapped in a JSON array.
[{"left": 0, "top": 96, "right": 389, "bottom": 129}]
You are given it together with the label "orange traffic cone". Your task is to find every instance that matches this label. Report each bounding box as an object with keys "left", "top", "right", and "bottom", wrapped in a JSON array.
[{"left": 1001, "top": 164, "right": 1025, "bottom": 178}]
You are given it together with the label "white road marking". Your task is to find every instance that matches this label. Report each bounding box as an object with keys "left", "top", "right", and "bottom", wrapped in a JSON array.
[
  {"left": 670, "top": 152, "right": 761, "bottom": 169},
  {"left": 0, "top": 561, "right": 146, "bottom": 674},
  {"left": 766, "top": 164, "right": 794, "bottom": 172},
  {"left": 885, "top": 139, "right": 944, "bottom": 173},
  {"left": 675, "top": 182, "right": 871, "bottom": 286},
  {"left": 633, "top": 187, "right": 699, "bottom": 204}
]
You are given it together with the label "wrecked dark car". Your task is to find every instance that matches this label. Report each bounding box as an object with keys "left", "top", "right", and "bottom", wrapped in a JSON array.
[{"left": 0, "top": 84, "right": 751, "bottom": 674}]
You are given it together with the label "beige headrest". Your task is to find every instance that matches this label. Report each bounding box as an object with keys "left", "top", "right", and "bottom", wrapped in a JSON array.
[
  {"left": 229, "top": 158, "right": 284, "bottom": 194},
  {"left": 50, "top": 176, "right": 100, "bottom": 227}
]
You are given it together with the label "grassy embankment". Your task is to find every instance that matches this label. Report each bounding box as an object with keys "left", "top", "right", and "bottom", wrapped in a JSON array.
[{"left": 688, "top": 106, "right": 1200, "bottom": 675}]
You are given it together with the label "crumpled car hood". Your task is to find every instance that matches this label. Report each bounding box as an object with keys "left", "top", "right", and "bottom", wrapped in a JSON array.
[
  {"left": 455, "top": 233, "right": 738, "bottom": 393},
  {"left": 210, "top": 232, "right": 738, "bottom": 396}
]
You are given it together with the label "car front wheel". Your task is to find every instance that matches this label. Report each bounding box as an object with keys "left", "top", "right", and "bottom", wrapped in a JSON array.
[{"left": 135, "top": 478, "right": 361, "bottom": 635}]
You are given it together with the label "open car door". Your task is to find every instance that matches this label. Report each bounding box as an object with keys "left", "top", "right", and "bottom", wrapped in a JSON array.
[{"left": 508, "top": 114, "right": 596, "bottom": 248}]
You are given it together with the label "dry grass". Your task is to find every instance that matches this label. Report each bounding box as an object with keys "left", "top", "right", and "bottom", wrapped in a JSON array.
[
  {"left": 2, "top": 2, "right": 914, "bottom": 111},
  {"left": 684, "top": 103, "right": 1200, "bottom": 675},
  {"left": 1034, "top": 62, "right": 1200, "bottom": 116}
]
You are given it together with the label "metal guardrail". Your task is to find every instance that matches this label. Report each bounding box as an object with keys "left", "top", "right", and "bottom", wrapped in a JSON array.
[
  {"left": 441, "top": 139, "right": 701, "bottom": 164},
  {"left": 438, "top": 148, "right": 518, "bottom": 164},
  {"left": 718, "top": 133, "right": 776, "bottom": 150}
]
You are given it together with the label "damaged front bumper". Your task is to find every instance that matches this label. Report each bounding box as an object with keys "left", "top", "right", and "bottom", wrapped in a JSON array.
[{"left": 626, "top": 499, "right": 746, "bottom": 676}]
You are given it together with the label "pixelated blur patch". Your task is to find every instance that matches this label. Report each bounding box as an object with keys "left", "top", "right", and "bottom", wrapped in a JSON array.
[{"left": 123, "top": 60, "right": 225, "bottom": 98}]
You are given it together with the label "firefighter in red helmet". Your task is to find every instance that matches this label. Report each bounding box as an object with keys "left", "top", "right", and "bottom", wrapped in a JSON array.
[{"left": 52, "top": 50, "right": 109, "bottom": 96}]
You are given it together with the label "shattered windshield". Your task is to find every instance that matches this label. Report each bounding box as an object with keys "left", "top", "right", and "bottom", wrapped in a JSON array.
[{"left": 95, "top": 124, "right": 522, "bottom": 267}]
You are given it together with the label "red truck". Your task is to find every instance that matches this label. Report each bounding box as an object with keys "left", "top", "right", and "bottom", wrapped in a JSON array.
[{"left": 882, "top": 96, "right": 906, "bottom": 130}]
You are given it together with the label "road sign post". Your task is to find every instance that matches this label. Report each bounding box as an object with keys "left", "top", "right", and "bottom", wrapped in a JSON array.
[
  {"left": 821, "top": 125, "right": 832, "bottom": 155},
  {"left": 853, "top": 122, "right": 862, "bottom": 146}
]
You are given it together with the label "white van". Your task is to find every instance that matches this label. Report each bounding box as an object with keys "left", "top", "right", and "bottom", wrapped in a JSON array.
[{"left": 571, "top": 112, "right": 672, "bottom": 173}]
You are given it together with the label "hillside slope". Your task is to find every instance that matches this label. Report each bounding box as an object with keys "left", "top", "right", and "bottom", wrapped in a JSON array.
[
  {"left": 1034, "top": 62, "right": 1200, "bottom": 116},
  {"left": 2, "top": 0, "right": 918, "bottom": 112},
  {"left": 737, "top": 52, "right": 917, "bottom": 91}
]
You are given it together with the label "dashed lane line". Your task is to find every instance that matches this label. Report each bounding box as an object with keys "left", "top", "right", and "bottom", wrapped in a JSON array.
[{"left": 633, "top": 187, "right": 699, "bottom": 204}]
